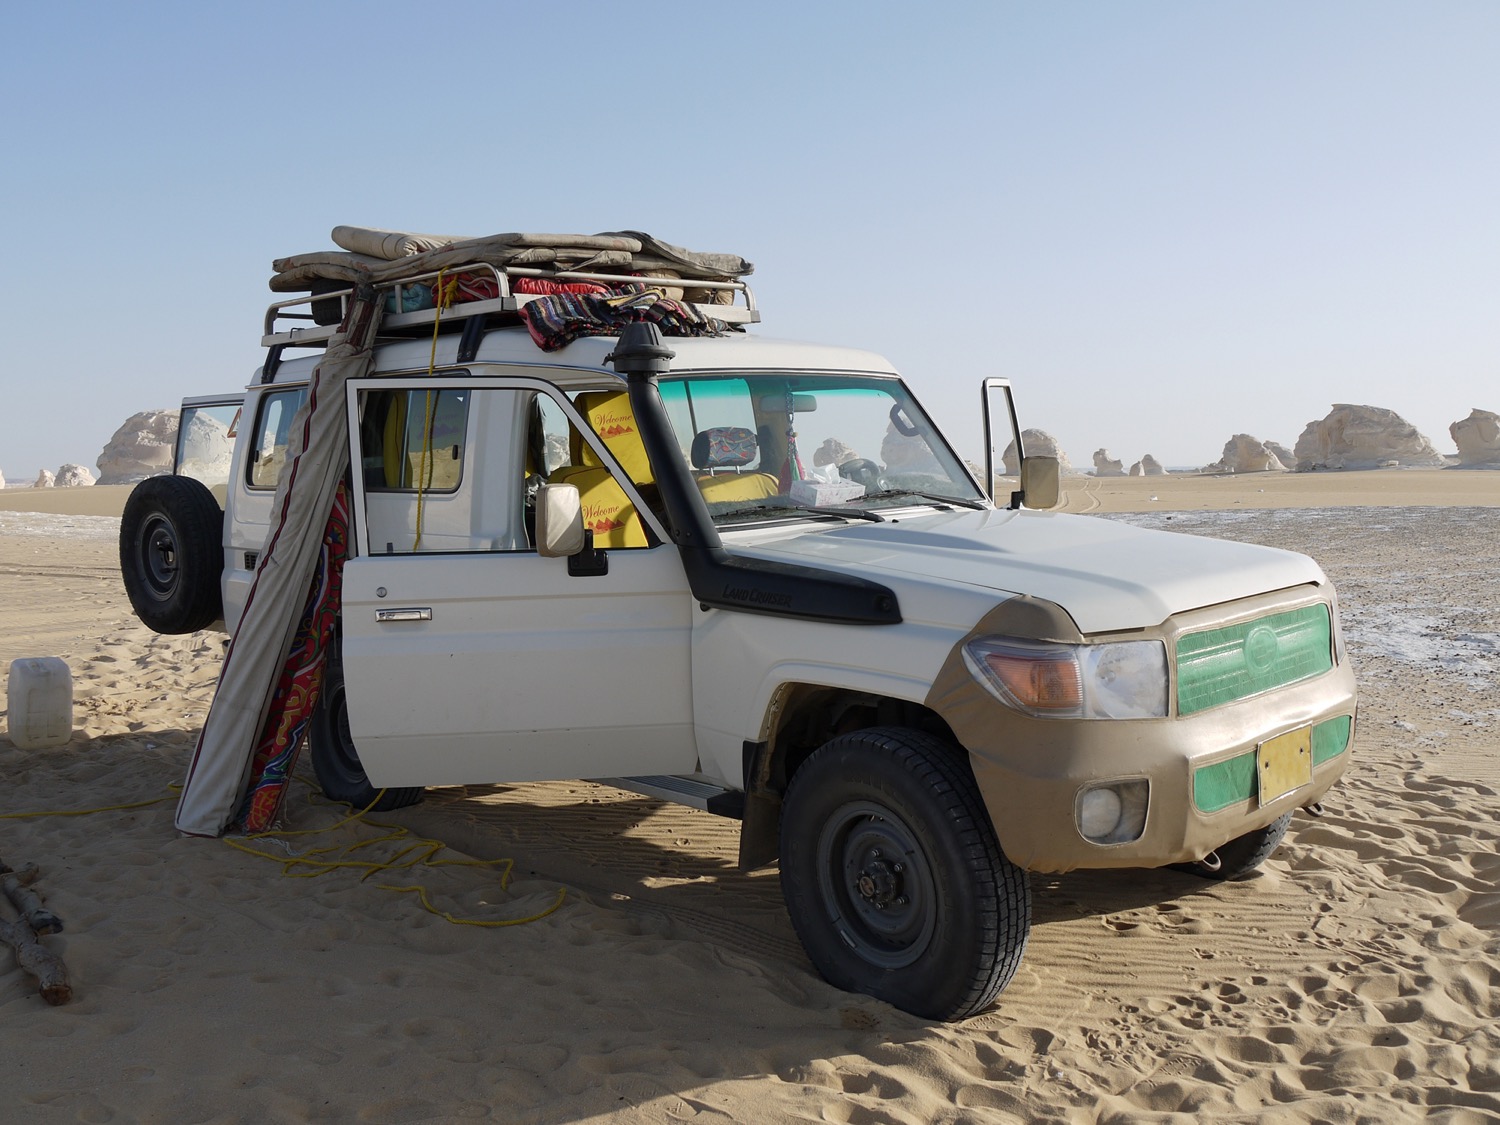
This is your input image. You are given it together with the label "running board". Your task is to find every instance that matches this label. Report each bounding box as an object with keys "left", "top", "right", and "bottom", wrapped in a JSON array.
[{"left": 593, "top": 775, "right": 745, "bottom": 819}]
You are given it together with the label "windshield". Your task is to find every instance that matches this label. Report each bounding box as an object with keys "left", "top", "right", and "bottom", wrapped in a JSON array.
[{"left": 658, "top": 372, "right": 984, "bottom": 526}]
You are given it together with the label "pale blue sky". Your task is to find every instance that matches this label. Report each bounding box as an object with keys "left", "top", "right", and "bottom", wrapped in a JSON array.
[{"left": 3, "top": 1, "right": 1496, "bottom": 479}]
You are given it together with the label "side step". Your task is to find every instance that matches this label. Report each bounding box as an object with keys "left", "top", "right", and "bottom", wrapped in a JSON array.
[{"left": 592, "top": 775, "right": 745, "bottom": 820}]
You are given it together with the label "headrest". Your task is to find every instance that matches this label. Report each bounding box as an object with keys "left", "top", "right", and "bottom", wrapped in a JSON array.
[
  {"left": 691, "top": 427, "right": 759, "bottom": 469},
  {"left": 573, "top": 390, "right": 653, "bottom": 484}
]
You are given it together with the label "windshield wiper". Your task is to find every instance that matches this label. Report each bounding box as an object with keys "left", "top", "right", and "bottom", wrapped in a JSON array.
[
  {"left": 799, "top": 505, "right": 886, "bottom": 522},
  {"left": 861, "top": 489, "right": 988, "bottom": 511},
  {"left": 709, "top": 501, "right": 886, "bottom": 524}
]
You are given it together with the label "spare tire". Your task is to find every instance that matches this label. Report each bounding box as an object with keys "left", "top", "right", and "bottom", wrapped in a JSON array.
[{"left": 120, "top": 475, "right": 225, "bottom": 634}]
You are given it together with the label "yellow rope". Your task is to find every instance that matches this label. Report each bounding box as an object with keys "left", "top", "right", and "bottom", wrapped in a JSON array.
[
  {"left": 4, "top": 777, "right": 564, "bottom": 928},
  {"left": 223, "top": 781, "right": 566, "bottom": 928},
  {"left": 0, "top": 794, "right": 173, "bottom": 819}
]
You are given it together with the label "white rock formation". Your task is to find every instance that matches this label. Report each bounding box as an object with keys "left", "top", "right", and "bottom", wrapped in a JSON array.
[
  {"left": 1294, "top": 404, "right": 1445, "bottom": 470},
  {"left": 96, "top": 410, "right": 178, "bottom": 485},
  {"left": 1265, "top": 441, "right": 1295, "bottom": 469},
  {"left": 34, "top": 469, "right": 55, "bottom": 488},
  {"left": 1450, "top": 408, "right": 1500, "bottom": 466},
  {"left": 1001, "top": 430, "right": 1073, "bottom": 476},
  {"left": 176, "top": 410, "right": 234, "bottom": 483},
  {"left": 1092, "top": 449, "right": 1125, "bottom": 477},
  {"left": 881, "top": 423, "right": 945, "bottom": 476},
  {"left": 813, "top": 437, "right": 860, "bottom": 468},
  {"left": 1140, "top": 454, "right": 1166, "bottom": 476},
  {"left": 56, "top": 463, "right": 96, "bottom": 488},
  {"left": 0, "top": 468, "right": 5, "bottom": 489},
  {"left": 1129, "top": 461, "right": 1142, "bottom": 477},
  {"left": 1204, "top": 434, "right": 1286, "bottom": 474}
]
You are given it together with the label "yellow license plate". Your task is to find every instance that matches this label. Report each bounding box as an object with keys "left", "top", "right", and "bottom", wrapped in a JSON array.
[{"left": 1257, "top": 726, "right": 1313, "bottom": 805}]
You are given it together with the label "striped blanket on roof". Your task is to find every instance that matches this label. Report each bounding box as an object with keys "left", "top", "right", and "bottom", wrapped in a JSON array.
[
  {"left": 236, "top": 481, "right": 351, "bottom": 832},
  {"left": 520, "top": 289, "right": 728, "bottom": 352}
]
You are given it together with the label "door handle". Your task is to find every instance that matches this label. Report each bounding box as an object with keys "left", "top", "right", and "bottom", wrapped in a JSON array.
[{"left": 375, "top": 607, "right": 432, "bottom": 623}]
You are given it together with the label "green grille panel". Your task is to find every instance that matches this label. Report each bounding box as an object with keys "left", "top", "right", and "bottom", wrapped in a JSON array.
[
  {"left": 1193, "top": 715, "right": 1353, "bottom": 813},
  {"left": 1312, "top": 714, "right": 1352, "bottom": 765},
  {"left": 1194, "top": 751, "right": 1260, "bottom": 814},
  {"left": 1177, "top": 604, "right": 1333, "bottom": 716}
]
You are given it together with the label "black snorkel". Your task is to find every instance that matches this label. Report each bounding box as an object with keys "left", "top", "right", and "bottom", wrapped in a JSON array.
[{"left": 610, "top": 323, "right": 900, "bottom": 625}]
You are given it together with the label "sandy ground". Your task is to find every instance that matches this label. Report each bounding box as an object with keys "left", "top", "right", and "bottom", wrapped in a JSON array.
[{"left": 2, "top": 471, "right": 1498, "bottom": 1123}]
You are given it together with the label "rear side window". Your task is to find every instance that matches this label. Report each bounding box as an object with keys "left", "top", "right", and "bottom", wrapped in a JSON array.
[
  {"left": 176, "top": 401, "right": 241, "bottom": 490},
  {"left": 248, "top": 388, "right": 309, "bottom": 490}
]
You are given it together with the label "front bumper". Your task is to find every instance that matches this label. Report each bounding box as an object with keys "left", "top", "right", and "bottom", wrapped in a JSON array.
[
  {"left": 923, "top": 583, "right": 1358, "bottom": 875},
  {"left": 964, "top": 661, "right": 1357, "bottom": 873}
]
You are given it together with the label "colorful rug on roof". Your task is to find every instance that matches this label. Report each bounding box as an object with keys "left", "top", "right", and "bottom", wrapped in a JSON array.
[
  {"left": 236, "top": 481, "right": 351, "bottom": 833},
  {"left": 519, "top": 288, "right": 728, "bottom": 352}
]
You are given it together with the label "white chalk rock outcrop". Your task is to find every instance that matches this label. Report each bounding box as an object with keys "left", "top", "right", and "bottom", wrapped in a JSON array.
[
  {"left": 1001, "top": 430, "right": 1072, "bottom": 476},
  {"left": 1140, "top": 454, "right": 1166, "bottom": 476},
  {"left": 0, "top": 468, "right": 5, "bottom": 489},
  {"left": 56, "top": 464, "right": 96, "bottom": 488},
  {"left": 176, "top": 410, "right": 235, "bottom": 483},
  {"left": 1266, "top": 441, "right": 1295, "bottom": 469},
  {"left": 1092, "top": 449, "right": 1125, "bottom": 477},
  {"left": 1294, "top": 404, "right": 1444, "bottom": 470},
  {"left": 34, "top": 469, "right": 55, "bottom": 488},
  {"left": 1450, "top": 408, "right": 1500, "bottom": 466},
  {"left": 1205, "top": 434, "right": 1286, "bottom": 474},
  {"left": 96, "top": 410, "right": 178, "bottom": 485}
]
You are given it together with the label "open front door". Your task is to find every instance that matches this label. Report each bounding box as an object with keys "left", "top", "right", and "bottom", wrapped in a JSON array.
[{"left": 338, "top": 376, "right": 697, "bottom": 788}]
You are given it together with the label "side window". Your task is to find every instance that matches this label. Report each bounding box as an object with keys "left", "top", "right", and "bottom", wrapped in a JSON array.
[
  {"left": 248, "top": 388, "right": 309, "bottom": 490},
  {"left": 177, "top": 402, "right": 241, "bottom": 491},
  {"left": 359, "top": 388, "right": 470, "bottom": 492}
]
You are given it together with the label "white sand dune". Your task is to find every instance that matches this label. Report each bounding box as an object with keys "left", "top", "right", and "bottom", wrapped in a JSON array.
[{"left": 2, "top": 473, "right": 1498, "bottom": 1123}]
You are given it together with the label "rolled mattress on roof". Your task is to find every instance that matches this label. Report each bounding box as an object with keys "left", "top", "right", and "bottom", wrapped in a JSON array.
[{"left": 269, "top": 226, "right": 754, "bottom": 293}]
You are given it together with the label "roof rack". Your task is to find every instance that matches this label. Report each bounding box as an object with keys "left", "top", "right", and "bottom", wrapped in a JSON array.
[{"left": 262, "top": 261, "right": 760, "bottom": 349}]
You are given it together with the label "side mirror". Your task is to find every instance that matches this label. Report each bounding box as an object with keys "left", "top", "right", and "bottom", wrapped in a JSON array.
[
  {"left": 536, "top": 483, "right": 586, "bottom": 557},
  {"left": 1020, "top": 456, "right": 1060, "bottom": 510}
]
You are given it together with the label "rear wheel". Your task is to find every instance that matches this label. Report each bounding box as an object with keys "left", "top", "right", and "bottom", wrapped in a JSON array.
[
  {"left": 1177, "top": 812, "right": 1293, "bottom": 881},
  {"left": 779, "top": 726, "right": 1030, "bottom": 1020},
  {"left": 119, "top": 475, "right": 224, "bottom": 634},
  {"left": 309, "top": 651, "right": 422, "bottom": 812}
]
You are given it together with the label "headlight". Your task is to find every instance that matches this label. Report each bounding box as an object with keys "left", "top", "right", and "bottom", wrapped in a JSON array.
[{"left": 962, "top": 637, "right": 1168, "bottom": 719}]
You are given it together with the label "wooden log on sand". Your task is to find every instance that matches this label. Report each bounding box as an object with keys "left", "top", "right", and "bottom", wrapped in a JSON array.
[
  {"left": 2, "top": 863, "right": 64, "bottom": 935},
  {"left": 0, "top": 858, "right": 72, "bottom": 1004},
  {"left": 0, "top": 917, "right": 72, "bottom": 1005}
]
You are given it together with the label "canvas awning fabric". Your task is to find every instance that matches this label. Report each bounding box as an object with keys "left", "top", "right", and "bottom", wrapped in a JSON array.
[
  {"left": 268, "top": 228, "right": 753, "bottom": 294},
  {"left": 174, "top": 291, "right": 384, "bottom": 837}
]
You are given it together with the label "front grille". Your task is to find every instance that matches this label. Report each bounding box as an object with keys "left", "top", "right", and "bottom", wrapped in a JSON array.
[{"left": 1176, "top": 604, "right": 1333, "bottom": 715}]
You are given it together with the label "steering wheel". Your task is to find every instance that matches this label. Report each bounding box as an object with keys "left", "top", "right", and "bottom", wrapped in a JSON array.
[{"left": 837, "top": 458, "right": 885, "bottom": 492}]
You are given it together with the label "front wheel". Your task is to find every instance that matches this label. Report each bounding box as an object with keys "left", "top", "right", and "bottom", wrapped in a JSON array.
[
  {"left": 779, "top": 727, "right": 1030, "bottom": 1020},
  {"left": 308, "top": 650, "right": 422, "bottom": 812},
  {"left": 1176, "top": 812, "right": 1293, "bottom": 881}
]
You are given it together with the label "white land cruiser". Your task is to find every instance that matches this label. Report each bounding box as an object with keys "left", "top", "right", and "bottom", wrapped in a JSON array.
[{"left": 120, "top": 256, "right": 1356, "bottom": 1020}]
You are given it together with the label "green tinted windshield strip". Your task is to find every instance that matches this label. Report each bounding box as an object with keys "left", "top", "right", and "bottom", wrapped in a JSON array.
[{"left": 1177, "top": 604, "right": 1333, "bottom": 716}]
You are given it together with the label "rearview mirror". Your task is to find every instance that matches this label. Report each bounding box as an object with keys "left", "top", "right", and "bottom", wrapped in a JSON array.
[
  {"left": 536, "top": 483, "right": 586, "bottom": 557},
  {"left": 1020, "top": 456, "right": 1060, "bottom": 510}
]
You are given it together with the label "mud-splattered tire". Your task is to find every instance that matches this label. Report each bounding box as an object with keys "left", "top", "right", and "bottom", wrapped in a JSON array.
[
  {"left": 1177, "top": 812, "right": 1293, "bottom": 881},
  {"left": 119, "top": 475, "right": 224, "bottom": 634},
  {"left": 309, "top": 650, "right": 423, "bottom": 812},
  {"left": 779, "top": 726, "right": 1030, "bottom": 1020}
]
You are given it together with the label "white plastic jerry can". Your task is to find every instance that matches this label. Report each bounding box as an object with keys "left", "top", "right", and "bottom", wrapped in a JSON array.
[{"left": 6, "top": 657, "right": 74, "bottom": 750}]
